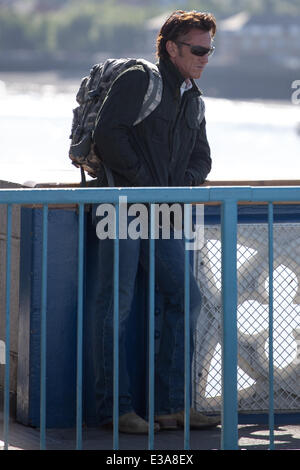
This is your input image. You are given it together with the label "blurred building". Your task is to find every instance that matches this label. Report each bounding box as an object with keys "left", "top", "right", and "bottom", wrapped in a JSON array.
[{"left": 217, "top": 11, "right": 300, "bottom": 69}]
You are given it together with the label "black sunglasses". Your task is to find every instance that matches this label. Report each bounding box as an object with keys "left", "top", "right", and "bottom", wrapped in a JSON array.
[{"left": 176, "top": 41, "right": 215, "bottom": 57}]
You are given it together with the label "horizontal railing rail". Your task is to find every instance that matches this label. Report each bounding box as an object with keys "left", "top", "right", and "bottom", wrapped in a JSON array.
[
  {"left": 1, "top": 185, "right": 300, "bottom": 451},
  {"left": 1, "top": 185, "right": 300, "bottom": 204}
]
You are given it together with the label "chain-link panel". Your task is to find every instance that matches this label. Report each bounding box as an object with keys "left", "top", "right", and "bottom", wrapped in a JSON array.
[{"left": 193, "top": 223, "right": 300, "bottom": 414}]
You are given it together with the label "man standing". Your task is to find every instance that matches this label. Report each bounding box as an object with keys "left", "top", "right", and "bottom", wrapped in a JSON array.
[{"left": 92, "top": 10, "right": 219, "bottom": 434}]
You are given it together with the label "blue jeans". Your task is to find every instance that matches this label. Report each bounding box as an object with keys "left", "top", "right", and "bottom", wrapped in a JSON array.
[{"left": 92, "top": 229, "right": 202, "bottom": 424}]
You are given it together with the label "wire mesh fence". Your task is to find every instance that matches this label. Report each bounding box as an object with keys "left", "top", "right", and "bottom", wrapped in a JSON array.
[{"left": 193, "top": 222, "right": 300, "bottom": 414}]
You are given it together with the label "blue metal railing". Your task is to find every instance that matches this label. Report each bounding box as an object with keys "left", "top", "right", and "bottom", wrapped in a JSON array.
[
  {"left": 1, "top": 185, "right": 300, "bottom": 451},
  {"left": 268, "top": 202, "right": 274, "bottom": 450},
  {"left": 3, "top": 204, "right": 12, "bottom": 450}
]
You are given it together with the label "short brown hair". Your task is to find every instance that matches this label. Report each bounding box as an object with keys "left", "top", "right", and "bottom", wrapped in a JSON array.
[{"left": 156, "top": 10, "right": 217, "bottom": 60}]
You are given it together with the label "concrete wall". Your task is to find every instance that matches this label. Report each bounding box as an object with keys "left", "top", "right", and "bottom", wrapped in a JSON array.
[{"left": 0, "top": 180, "right": 22, "bottom": 415}]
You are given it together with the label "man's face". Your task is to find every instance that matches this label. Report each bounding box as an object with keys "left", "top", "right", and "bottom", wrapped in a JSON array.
[{"left": 167, "top": 29, "right": 212, "bottom": 80}]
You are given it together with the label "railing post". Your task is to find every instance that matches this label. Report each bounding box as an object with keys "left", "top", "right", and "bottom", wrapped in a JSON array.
[
  {"left": 76, "top": 203, "right": 85, "bottom": 450},
  {"left": 221, "top": 199, "right": 238, "bottom": 450},
  {"left": 40, "top": 204, "right": 48, "bottom": 450},
  {"left": 113, "top": 202, "right": 120, "bottom": 450},
  {"left": 148, "top": 204, "right": 155, "bottom": 450},
  {"left": 268, "top": 203, "right": 275, "bottom": 450},
  {"left": 184, "top": 204, "right": 191, "bottom": 450},
  {"left": 3, "top": 204, "right": 12, "bottom": 450}
]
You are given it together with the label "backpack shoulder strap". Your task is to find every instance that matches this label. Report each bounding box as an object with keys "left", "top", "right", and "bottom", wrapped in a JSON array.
[
  {"left": 133, "top": 59, "right": 163, "bottom": 125},
  {"left": 198, "top": 96, "right": 206, "bottom": 124}
]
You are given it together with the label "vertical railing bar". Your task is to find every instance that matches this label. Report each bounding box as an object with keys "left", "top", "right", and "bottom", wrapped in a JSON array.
[
  {"left": 268, "top": 202, "right": 275, "bottom": 450},
  {"left": 76, "top": 203, "right": 85, "bottom": 450},
  {"left": 40, "top": 204, "right": 48, "bottom": 450},
  {"left": 148, "top": 204, "right": 155, "bottom": 450},
  {"left": 221, "top": 199, "right": 238, "bottom": 450},
  {"left": 184, "top": 204, "right": 191, "bottom": 451},
  {"left": 113, "top": 203, "right": 120, "bottom": 450},
  {"left": 3, "top": 204, "right": 12, "bottom": 450}
]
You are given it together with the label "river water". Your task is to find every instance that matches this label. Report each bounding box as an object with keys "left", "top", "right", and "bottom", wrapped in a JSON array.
[{"left": 0, "top": 71, "right": 299, "bottom": 185}]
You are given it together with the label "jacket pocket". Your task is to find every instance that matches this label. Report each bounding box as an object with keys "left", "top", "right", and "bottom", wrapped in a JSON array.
[
  {"left": 185, "top": 102, "right": 200, "bottom": 129},
  {"left": 151, "top": 116, "right": 170, "bottom": 143}
]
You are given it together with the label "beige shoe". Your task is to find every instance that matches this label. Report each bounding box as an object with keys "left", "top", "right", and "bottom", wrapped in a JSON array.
[
  {"left": 114, "top": 412, "right": 160, "bottom": 434},
  {"left": 175, "top": 408, "right": 221, "bottom": 429},
  {"left": 154, "top": 414, "right": 179, "bottom": 430},
  {"left": 156, "top": 409, "right": 220, "bottom": 430}
]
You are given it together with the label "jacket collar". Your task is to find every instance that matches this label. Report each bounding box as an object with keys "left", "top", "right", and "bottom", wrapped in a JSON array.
[{"left": 158, "top": 57, "right": 201, "bottom": 98}]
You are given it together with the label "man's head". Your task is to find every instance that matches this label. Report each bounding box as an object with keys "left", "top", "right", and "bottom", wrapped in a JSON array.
[{"left": 156, "top": 10, "right": 216, "bottom": 80}]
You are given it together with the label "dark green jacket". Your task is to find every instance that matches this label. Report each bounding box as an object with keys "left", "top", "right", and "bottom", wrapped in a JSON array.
[{"left": 93, "top": 57, "right": 212, "bottom": 187}]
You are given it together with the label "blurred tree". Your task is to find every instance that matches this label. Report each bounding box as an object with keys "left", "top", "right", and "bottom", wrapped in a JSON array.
[{"left": 0, "top": 0, "right": 300, "bottom": 54}]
